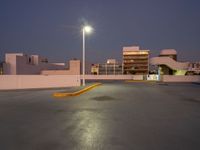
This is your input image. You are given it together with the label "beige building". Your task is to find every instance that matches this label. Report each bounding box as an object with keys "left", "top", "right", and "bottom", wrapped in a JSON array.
[{"left": 123, "top": 46, "right": 149, "bottom": 74}]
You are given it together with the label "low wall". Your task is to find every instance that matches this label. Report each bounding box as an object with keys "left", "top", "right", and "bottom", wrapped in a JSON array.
[
  {"left": 0, "top": 75, "right": 80, "bottom": 90},
  {"left": 84, "top": 75, "right": 143, "bottom": 80},
  {"left": 132, "top": 75, "right": 144, "bottom": 80},
  {"left": 41, "top": 70, "right": 78, "bottom": 75},
  {"left": 162, "top": 75, "right": 200, "bottom": 82}
]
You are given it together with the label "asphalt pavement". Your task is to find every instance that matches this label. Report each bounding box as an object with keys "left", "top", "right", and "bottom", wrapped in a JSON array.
[{"left": 0, "top": 81, "right": 200, "bottom": 150}]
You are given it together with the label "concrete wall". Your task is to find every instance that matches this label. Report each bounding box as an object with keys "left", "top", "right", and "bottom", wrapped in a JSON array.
[
  {"left": 162, "top": 75, "right": 200, "bottom": 82},
  {"left": 0, "top": 75, "right": 80, "bottom": 90},
  {"left": 84, "top": 75, "right": 143, "bottom": 80},
  {"left": 132, "top": 75, "right": 144, "bottom": 80},
  {"left": 85, "top": 75, "right": 200, "bottom": 82}
]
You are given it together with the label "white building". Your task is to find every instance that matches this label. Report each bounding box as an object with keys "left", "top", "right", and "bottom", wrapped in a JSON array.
[{"left": 3, "top": 53, "right": 80, "bottom": 75}]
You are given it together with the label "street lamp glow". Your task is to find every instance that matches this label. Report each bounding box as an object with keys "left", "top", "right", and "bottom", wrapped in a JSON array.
[
  {"left": 82, "top": 25, "right": 93, "bottom": 86},
  {"left": 83, "top": 25, "right": 93, "bottom": 33}
]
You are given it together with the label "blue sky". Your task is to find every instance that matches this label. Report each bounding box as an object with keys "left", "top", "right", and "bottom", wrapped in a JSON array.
[{"left": 0, "top": 0, "right": 200, "bottom": 63}]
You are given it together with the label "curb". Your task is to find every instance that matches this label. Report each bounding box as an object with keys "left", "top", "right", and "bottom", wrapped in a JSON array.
[{"left": 53, "top": 83, "right": 102, "bottom": 98}]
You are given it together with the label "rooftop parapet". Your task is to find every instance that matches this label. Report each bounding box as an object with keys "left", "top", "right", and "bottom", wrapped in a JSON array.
[{"left": 123, "top": 46, "right": 140, "bottom": 51}]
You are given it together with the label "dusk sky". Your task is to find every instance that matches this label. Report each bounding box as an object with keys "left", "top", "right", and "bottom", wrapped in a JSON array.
[{"left": 0, "top": 0, "right": 200, "bottom": 64}]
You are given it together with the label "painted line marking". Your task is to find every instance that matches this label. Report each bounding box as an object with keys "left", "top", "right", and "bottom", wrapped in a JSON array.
[{"left": 53, "top": 83, "right": 102, "bottom": 98}]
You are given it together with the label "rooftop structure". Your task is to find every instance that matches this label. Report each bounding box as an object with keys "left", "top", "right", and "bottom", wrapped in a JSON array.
[
  {"left": 3, "top": 53, "right": 80, "bottom": 75},
  {"left": 150, "top": 49, "right": 189, "bottom": 75},
  {"left": 160, "top": 49, "right": 177, "bottom": 55},
  {"left": 41, "top": 60, "right": 80, "bottom": 75},
  {"left": 159, "top": 49, "right": 177, "bottom": 60}
]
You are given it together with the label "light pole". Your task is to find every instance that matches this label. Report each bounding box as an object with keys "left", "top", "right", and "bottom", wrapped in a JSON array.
[{"left": 82, "top": 25, "right": 93, "bottom": 86}]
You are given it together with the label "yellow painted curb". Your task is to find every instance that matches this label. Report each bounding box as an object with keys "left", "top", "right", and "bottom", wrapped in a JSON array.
[{"left": 53, "top": 83, "right": 102, "bottom": 98}]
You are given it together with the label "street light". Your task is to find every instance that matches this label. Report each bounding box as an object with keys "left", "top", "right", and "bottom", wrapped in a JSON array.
[{"left": 82, "top": 25, "right": 93, "bottom": 86}]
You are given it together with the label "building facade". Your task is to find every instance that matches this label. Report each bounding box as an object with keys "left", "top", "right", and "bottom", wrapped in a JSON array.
[
  {"left": 91, "top": 59, "right": 123, "bottom": 75},
  {"left": 123, "top": 46, "right": 149, "bottom": 75}
]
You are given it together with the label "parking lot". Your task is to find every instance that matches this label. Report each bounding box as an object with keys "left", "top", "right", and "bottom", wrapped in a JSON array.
[{"left": 0, "top": 81, "right": 200, "bottom": 150}]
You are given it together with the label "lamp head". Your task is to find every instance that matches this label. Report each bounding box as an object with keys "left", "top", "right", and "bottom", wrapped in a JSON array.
[{"left": 83, "top": 25, "right": 93, "bottom": 33}]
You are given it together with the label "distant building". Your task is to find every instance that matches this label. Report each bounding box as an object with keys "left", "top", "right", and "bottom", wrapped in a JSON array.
[
  {"left": 3, "top": 53, "right": 80, "bottom": 75},
  {"left": 123, "top": 46, "right": 149, "bottom": 75},
  {"left": 91, "top": 64, "right": 99, "bottom": 75},
  {"left": 150, "top": 49, "right": 189, "bottom": 75},
  {"left": 106, "top": 59, "right": 117, "bottom": 64},
  {"left": 188, "top": 62, "right": 200, "bottom": 75},
  {"left": 0, "top": 61, "right": 3, "bottom": 75},
  {"left": 91, "top": 59, "right": 123, "bottom": 75}
]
